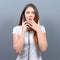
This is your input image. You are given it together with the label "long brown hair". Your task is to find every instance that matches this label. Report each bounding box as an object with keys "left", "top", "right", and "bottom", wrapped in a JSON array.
[{"left": 19, "top": 3, "right": 39, "bottom": 46}]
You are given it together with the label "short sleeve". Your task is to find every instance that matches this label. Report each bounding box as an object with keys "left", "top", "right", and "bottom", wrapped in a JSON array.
[
  {"left": 12, "top": 26, "right": 22, "bottom": 35},
  {"left": 40, "top": 25, "right": 46, "bottom": 33}
]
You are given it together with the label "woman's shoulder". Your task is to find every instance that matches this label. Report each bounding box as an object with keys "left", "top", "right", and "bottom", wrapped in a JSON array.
[
  {"left": 12, "top": 25, "right": 22, "bottom": 34},
  {"left": 40, "top": 25, "right": 46, "bottom": 33},
  {"left": 13, "top": 25, "right": 22, "bottom": 28},
  {"left": 40, "top": 25, "right": 45, "bottom": 28},
  {"left": 13, "top": 25, "right": 22, "bottom": 30}
]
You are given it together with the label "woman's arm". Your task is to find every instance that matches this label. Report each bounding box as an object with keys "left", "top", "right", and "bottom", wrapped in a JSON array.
[
  {"left": 12, "top": 21, "right": 28, "bottom": 54},
  {"left": 28, "top": 20, "right": 48, "bottom": 52},
  {"left": 12, "top": 30, "right": 25, "bottom": 54},
  {"left": 36, "top": 28, "right": 48, "bottom": 52}
]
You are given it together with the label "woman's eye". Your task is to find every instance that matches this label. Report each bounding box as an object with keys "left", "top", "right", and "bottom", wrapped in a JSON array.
[
  {"left": 32, "top": 11, "right": 35, "bottom": 14},
  {"left": 31, "top": 11, "right": 35, "bottom": 14},
  {"left": 26, "top": 11, "right": 35, "bottom": 14},
  {"left": 26, "top": 12, "right": 30, "bottom": 14}
]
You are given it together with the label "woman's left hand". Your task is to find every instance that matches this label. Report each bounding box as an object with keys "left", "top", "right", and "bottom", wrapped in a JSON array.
[{"left": 28, "top": 19, "right": 40, "bottom": 32}]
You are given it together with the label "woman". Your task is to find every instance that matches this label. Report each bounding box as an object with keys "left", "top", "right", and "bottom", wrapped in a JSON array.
[{"left": 12, "top": 3, "right": 48, "bottom": 60}]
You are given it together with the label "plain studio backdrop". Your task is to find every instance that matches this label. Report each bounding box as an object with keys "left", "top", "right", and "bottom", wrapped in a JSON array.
[{"left": 0, "top": 0, "right": 60, "bottom": 60}]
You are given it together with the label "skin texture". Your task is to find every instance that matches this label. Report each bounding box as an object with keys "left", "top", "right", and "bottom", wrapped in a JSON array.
[{"left": 12, "top": 7, "right": 48, "bottom": 54}]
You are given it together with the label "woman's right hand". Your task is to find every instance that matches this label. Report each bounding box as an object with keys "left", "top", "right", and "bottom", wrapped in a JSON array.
[{"left": 22, "top": 21, "right": 28, "bottom": 32}]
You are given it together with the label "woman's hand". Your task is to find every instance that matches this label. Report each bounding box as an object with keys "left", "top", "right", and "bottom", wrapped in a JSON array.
[
  {"left": 22, "top": 21, "right": 28, "bottom": 32},
  {"left": 27, "top": 19, "right": 40, "bottom": 32}
]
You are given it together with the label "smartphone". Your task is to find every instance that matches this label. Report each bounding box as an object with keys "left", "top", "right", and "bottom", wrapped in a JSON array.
[
  {"left": 22, "top": 14, "right": 29, "bottom": 26},
  {"left": 22, "top": 14, "right": 26, "bottom": 22}
]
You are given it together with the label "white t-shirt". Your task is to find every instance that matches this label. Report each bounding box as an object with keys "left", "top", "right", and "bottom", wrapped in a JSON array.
[{"left": 12, "top": 25, "right": 46, "bottom": 60}]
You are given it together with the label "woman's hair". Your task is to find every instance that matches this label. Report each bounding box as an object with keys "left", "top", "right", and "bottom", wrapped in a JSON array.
[{"left": 19, "top": 3, "right": 40, "bottom": 47}]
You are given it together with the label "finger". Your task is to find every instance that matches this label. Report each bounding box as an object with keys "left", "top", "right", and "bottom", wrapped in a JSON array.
[
  {"left": 24, "top": 21, "right": 28, "bottom": 25},
  {"left": 31, "top": 19, "right": 35, "bottom": 22},
  {"left": 30, "top": 19, "right": 36, "bottom": 24},
  {"left": 27, "top": 23, "right": 32, "bottom": 28},
  {"left": 25, "top": 23, "right": 29, "bottom": 26},
  {"left": 28, "top": 20, "right": 33, "bottom": 25}
]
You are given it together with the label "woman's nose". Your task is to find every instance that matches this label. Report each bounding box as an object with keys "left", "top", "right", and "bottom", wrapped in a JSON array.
[{"left": 29, "top": 15, "right": 32, "bottom": 17}]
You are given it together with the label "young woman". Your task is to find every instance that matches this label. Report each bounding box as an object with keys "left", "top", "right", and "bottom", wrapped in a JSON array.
[{"left": 12, "top": 3, "right": 48, "bottom": 60}]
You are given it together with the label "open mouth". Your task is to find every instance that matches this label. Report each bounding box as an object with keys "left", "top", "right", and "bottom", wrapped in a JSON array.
[
  {"left": 29, "top": 18, "right": 31, "bottom": 20},
  {"left": 28, "top": 17, "right": 32, "bottom": 20}
]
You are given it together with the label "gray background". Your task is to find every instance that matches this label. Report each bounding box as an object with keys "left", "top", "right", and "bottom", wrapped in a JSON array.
[{"left": 0, "top": 0, "right": 60, "bottom": 60}]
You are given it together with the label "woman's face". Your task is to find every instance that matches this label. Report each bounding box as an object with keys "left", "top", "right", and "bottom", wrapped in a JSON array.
[{"left": 25, "top": 7, "right": 35, "bottom": 21}]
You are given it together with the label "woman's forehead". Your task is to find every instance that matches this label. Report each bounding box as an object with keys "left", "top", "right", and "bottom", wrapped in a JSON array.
[{"left": 25, "top": 7, "right": 34, "bottom": 11}]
